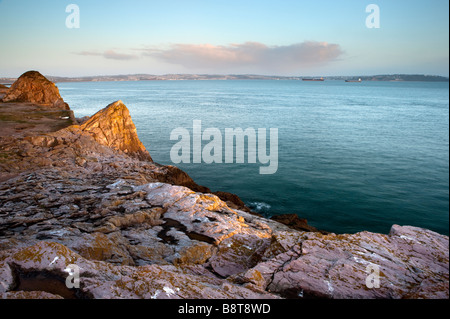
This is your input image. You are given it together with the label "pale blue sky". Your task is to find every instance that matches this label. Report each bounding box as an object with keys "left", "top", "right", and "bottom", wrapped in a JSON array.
[{"left": 0, "top": 0, "right": 448, "bottom": 77}]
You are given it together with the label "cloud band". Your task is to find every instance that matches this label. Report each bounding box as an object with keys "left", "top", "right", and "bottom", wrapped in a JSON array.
[{"left": 145, "top": 41, "right": 343, "bottom": 71}]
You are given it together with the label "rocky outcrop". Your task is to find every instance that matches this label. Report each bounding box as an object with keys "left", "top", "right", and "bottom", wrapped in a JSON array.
[
  {"left": 213, "top": 191, "right": 256, "bottom": 214},
  {"left": 0, "top": 241, "right": 278, "bottom": 299},
  {"left": 0, "top": 85, "right": 9, "bottom": 102},
  {"left": 0, "top": 84, "right": 8, "bottom": 99},
  {"left": 270, "top": 214, "right": 323, "bottom": 233},
  {"left": 79, "top": 100, "right": 152, "bottom": 162},
  {"left": 0, "top": 170, "right": 448, "bottom": 299},
  {"left": 248, "top": 225, "right": 449, "bottom": 299},
  {"left": 0, "top": 74, "right": 448, "bottom": 299},
  {"left": 1, "top": 71, "right": 69, "bottom": 110}
]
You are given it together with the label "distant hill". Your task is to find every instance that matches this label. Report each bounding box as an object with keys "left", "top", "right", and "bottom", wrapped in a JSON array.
[
  {"left": 331, "top": 74, "right": 449, "bottom": 82},
  {"left": 1, "top": 73, "right": 448, "bottom": 83}
]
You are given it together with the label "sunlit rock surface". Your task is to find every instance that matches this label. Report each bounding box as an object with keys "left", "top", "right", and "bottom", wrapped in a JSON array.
[{"left": 1, "top": 71, "right": 69, "bottom": 110}]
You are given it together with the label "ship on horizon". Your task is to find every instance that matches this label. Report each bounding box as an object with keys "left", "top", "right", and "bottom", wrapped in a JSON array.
[
  {"left": 302, "top": 77, "right": 324, "bottom": 81},
  {"left": 345, "top": 78, "right": 362, "bottom": 83}
]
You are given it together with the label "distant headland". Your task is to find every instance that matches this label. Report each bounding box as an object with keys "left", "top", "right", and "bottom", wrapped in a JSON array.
[{"left": 0, "top": 73, "right": 448, "bottom": 84}]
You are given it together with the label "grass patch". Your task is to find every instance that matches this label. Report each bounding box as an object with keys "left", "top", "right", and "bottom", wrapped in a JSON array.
[{"left": 0, "top": 113, "right": 28, "bottom": 123}]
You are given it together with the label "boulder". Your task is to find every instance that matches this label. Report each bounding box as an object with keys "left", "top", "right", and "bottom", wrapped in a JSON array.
[
  {"left": 1, "top": 71, "right": 69, "bottom": 110},
  {"left": 80, "top": 100, "right": 152, "bottom": 162}
]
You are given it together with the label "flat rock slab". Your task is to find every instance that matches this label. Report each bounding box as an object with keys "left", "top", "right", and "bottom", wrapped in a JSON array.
[
  {"left": 249, "top": 225, "right": 449, "bottom": 299},
  {"left": 1, "top": 173, "right": 448, "bottom": 299},
  {"left": 0, "top": 102, "right": 75, "bottom": 138},
  {"left": 0, "top": 241, "right": 279, "bottom": 299}
]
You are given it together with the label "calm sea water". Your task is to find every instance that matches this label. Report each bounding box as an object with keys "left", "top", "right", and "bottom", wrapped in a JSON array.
[{"left": 58, "top": 80, "right": 449, "bottom": 235}]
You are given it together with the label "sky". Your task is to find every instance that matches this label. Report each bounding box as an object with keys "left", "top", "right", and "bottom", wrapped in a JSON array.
[{"left": 0, "top": 0, "right": 448, "bottom": 77}]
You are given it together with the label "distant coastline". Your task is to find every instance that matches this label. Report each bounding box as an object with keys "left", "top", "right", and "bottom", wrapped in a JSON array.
[{"left": 0, "top": 73, "right": 448, "bottom": 84}]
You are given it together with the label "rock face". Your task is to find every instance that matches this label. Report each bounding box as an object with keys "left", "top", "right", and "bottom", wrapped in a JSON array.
[
  {"left": 0, "top": 73, "right": 448, "bottom": 299},
  {"left": 1, "top": 71, "right": 69, "bottom": 110},
  {"left": 79, "top": 100, "right": 152, "bottom": 162},
  {"left": 270, "top": 214, "right": 323, "bottom": 233},
  {"left": 0, "top": 84, "right": 9, "bottom": 101}
]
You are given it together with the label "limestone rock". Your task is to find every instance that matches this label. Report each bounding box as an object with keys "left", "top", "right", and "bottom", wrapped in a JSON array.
[
  {"left": 0, "top": 241, "right": 278, "bottom": 299},
  {"left": 1, "top": 71, "right": 69, "bottom": 110},
  {"left": 249, "top": 225, "right": 449, "bottom": 299},
  {"left": 156, "top": 165, "right": 210, "bottom": 193},
  {"left": 1, "top": 291, "right": 64, "bottom": 299},
  {"left": 80, "top": 100, "right": 152, "bottom": 161},
  {"left": 139, "top": 183, "right": 273, "bottom": 246},
  {"left": 0, "top": 167, "right": 448, "bottom": 299},
  {"left": 0, "top": 84, "right": 8, "bottom": 100},
  {"left": 270, "top": 214, "right": 322, "bottom": 233},
  {"left": 209, "top": 234, "right": 271, "bottom": 277},
  {"left": 213, "top": 191, "right": 255, "bottom": 214},
  {"left": 68, "top": 232, "right": 135, "bottom": 266}
]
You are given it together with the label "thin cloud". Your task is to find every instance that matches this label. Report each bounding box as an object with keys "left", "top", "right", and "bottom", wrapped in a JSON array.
[
  {"left": 76, "top": 50, "right": 138, "bottom": 61},
  {"left": 143, "top": 41, "right": 343, "bottom": 71}
]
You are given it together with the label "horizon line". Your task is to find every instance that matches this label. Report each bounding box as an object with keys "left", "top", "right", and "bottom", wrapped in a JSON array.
[{"left": 0, "top": 72, "right": 449, "bottom": 80}]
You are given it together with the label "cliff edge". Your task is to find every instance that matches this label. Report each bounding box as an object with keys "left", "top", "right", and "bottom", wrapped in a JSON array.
[{"left": 0, "top": 72, "right": 448, "bottom": 299}]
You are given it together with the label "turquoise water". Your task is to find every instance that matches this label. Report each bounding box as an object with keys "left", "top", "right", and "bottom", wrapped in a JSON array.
[{"left": 58, "top": 80, "right": 449, "bottom": 235}]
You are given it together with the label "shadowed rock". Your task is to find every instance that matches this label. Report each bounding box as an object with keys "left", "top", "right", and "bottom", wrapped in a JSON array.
[
  {"left": 270, "top": 214, "right": 326, "bottom": 233},
  {"left": 0, "top": 84, "right": 8, "bottom": 100}
]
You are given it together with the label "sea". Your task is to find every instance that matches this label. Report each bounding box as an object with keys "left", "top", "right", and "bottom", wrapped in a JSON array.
[{"left": 57, "top": 80, "right": 449, "bottom": 236}]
